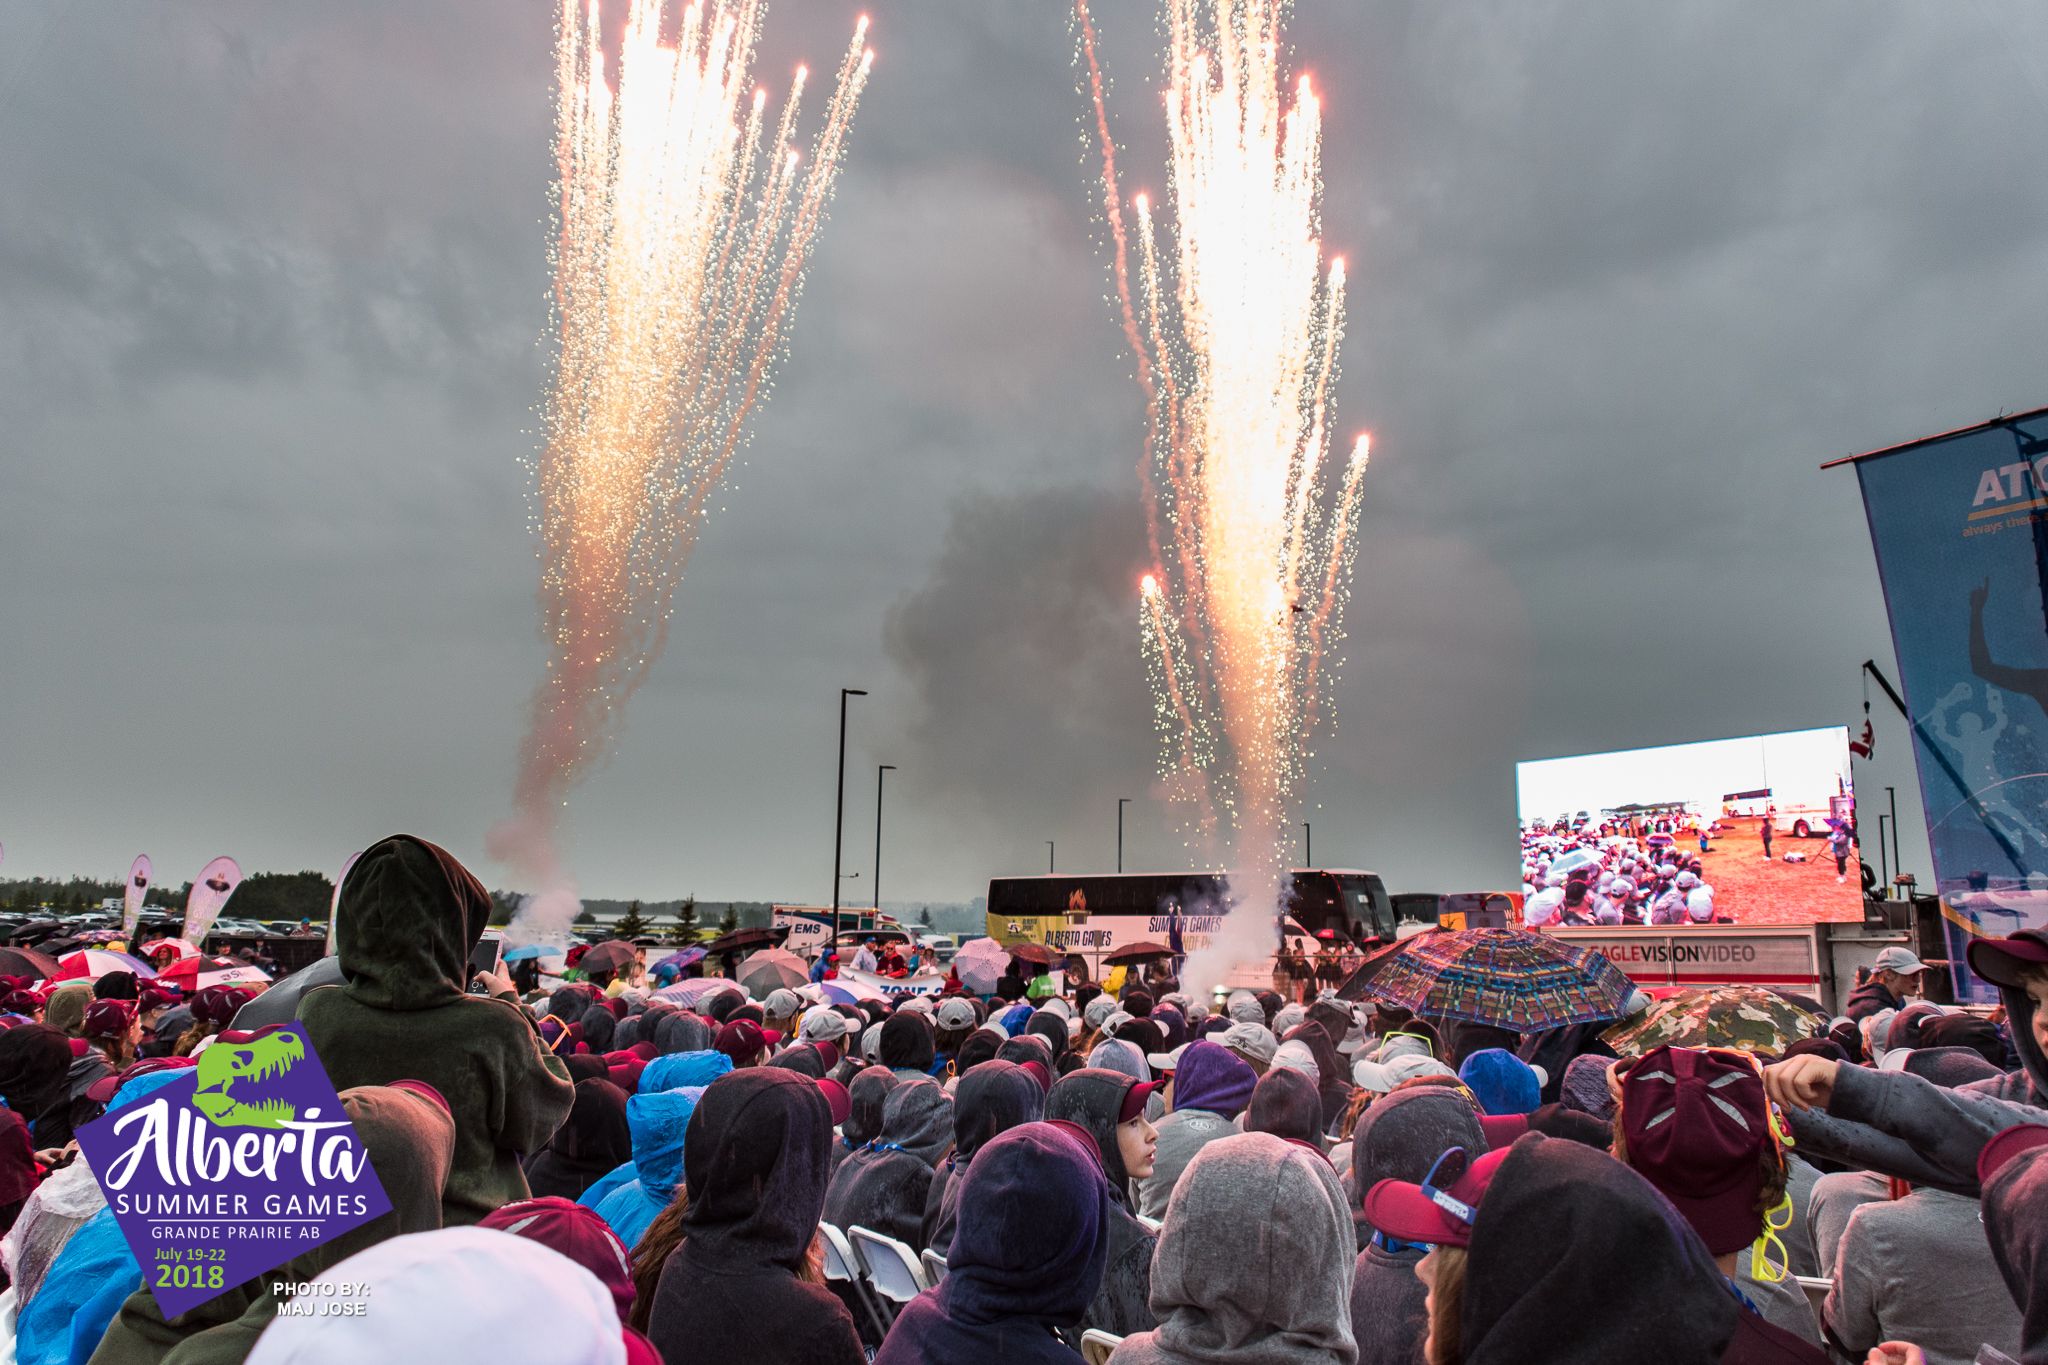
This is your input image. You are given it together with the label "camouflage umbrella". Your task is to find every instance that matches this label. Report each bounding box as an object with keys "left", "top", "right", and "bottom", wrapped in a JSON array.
[{"left": 1600, "top": 985, "right": 1825, "bottom": 1058}]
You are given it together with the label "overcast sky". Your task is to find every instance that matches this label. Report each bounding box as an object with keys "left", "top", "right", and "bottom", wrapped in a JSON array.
[{"left": 5, "top": 0, "right": 2046, "bottom": 906}]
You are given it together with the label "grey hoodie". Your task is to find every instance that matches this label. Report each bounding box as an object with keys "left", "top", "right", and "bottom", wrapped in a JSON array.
[
  {"left": 1824, "top": 1186, "right": 2024, "bottom": 1365},
  {"left": 1138, "top": 1108, "right": 1239, "bottom": 1221},
  {"left": 1111, "top": 1132, "right": 1358, "bottom": 1365},
  {"left": 1982, "top": 1138, "right": 2048, "bottom": 1365},
  {"left": 1788, "top": 972, "right": 2048, "bottom": 1190},
  {"left": 821, "top": 1078, "right": 953, "bottom": 1250}
]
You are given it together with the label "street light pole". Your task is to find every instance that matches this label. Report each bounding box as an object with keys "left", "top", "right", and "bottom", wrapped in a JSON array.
[
  {"left": 1303, "top": 822, "right": 1312, "bottom": 867},
  {"left": 1877, "top": 814, "right": 1891, "bottom": 896},
  {"left": 874, "top": 764, "right": 896, "bottom": 910},
  {"left": 1047, "top": 841, "right": 1056, "bottom": 875},
  {"left": 830, "top": 688, "right": 867, "bottom": 958},
  {"left": 1117, "top": 798, "right": 1132, "bottom": 873},
  {"left": 1886, "top": 786, "right": 1901, "bottom": 894}
]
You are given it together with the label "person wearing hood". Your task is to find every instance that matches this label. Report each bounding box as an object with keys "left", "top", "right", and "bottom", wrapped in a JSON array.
[
  {"left": 1245, "top": 1067, "right": 1326, "bottom": 1148},
  {"left": 1363, "top": 1133, "right": 1823, "bottom": 1365},
  {"left": 1977, "top": 1124, "right": 2048, "bottom": 1365},
  {"left": 1281, "top": 1022, "right": 1350, "bottom": 1133},
  {"left": 298, "top": 835, "right": 574, "bottom": 1225},
  {"left": 880, "top": 1013, "right": 937, "bottom": 1081},
  {"left": 590, "top": 1086, "right": 707, "bottom": 1250},
  {"left": 876, "top": 1123, "right": 1108, "bottom": 1365},
  {"left": 1347, "top": 1086, "right": 1487, "bottom": 1365},
  {"left": 924, "top": 1061, "right": 1043, "bottom": 1259},
  {"left": 1043, "top": 1068, "right": 1160, "bottom": 1340},
  {"left": 88, "top": 1082, "right": 456, "bottom": 1365},
  {"left": 647, "top": 1070, "right": 864, "bottom": 1365},
  {"left": 1767, "top": 929, "right": 2048, "bottom": 1193},
  {"left": 1139, "top": 1040, "right": 1256, "bottom": 1220},
  {"left": 41, "top": 986, "right": 92, "bottom": 1041},
  {"left": 0, "top": 1024, "right": 98, "bottom": 1150},
  {"left": 1110, "top": 1131, "right": 1356, "bottom": 1365},
  {"left": 823, "top": 1077, "right": 953, "bottom": 1249},
  {"left": 243, "top": 1227, "right": 647, "bottom": 1365},
  {"left": 524, "top": 1078, "right": 633, "bottom": 1203},
  {"left": 834, "top": 1065, "right": 901, "bottom": 1177}
]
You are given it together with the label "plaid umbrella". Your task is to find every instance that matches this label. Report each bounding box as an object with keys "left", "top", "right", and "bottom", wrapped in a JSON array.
[
  {"left": 1348, "top": 928, "right": 1635, "bottom": 1031},
  {"left": 1601, "top": 985, "right": 1825, "bottom": 1058}
]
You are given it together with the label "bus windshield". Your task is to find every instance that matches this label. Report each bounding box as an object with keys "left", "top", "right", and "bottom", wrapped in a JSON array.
[{"left": 1333, "top": 873, "right": 1394, "bottom": 941}]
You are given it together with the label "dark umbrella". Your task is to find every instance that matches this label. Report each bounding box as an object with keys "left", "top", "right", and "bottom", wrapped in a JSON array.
[
  {"left": 230, "top": 955, "right": 343, "bottom": 1029},
  {"left": 1102, "top": 941, "right": 1174, "bottom": 966},
  {"left": 578, "top": 941, "right": 639, "bottom": 975},
  {"left": 701, "top": 926, "right": 783, "bottom": 955},
  {"left": 0, "top": 948, "right": 60, "bottom": 982},
  {"left": 8, "top": 921, "right": 63, "bottom": 946},
  {"left": 1007, "top": 942, "right": 1057, "bottom": 967}
]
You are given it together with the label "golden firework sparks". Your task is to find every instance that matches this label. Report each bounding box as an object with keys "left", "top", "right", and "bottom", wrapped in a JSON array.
[
  {"left": 1079, "top": 0, "right": 1371, "bottom": 991},
  {"left": 494, "top": 0, "right": 872, "bottom": 897}
]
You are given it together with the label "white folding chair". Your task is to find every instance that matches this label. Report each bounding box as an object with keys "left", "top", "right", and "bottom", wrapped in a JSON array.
[
  {"left": 920, "top": 1248, "right": 948, "bottom": 1285},
  {"left": 1794, "top": 1275, "right": 1830, "bottom": 1334},
  {"left": 1080, "top": 1328, "right": 1125, "bottom": 1365},
  {"left": 819, "top": 1222, "right": 892, "bottom": 1340},
  {"left": 849, "top": 1224, "right": 932, "bottom": 1325}
]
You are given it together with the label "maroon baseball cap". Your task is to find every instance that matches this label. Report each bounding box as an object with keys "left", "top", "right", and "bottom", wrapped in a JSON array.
[
  {"left": 1117, "top": 1080, "right": 1162, "bottom": 1124},
  {"left": 1479, "top": 1113, "right": 1531, "bottom": 1151},
  {"left": 1978, "top": 1124, "right": 2048, "bottom": 1186},
  {"left": 1363, "top": 1144, "right": 1511, "bottom": 1248},
  {"left": 1019, "top": 1059, "right": 1051, "bottom": 1095},
  {"left": 1619, "top": 1045, "right": 1772, "bottom": 1255},
  {"left": 714, "top": 1019, "right": 778, "bottom": 1064},
  {"left": 815, "top": 1077, "right": 852, "bottom": 1126},
  {"left": 1967, "top": 929, "right": 2048, "bottom": 991},
  {"left": 82, "top": 1000, "right": 137, "bottom": 1040},
  {"left": 480, "top": 1196, "right": 635, "bottom": 1324}
]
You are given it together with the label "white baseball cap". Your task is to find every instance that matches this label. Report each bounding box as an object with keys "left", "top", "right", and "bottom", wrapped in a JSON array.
[
  {"left": 935, "top": 997, "right": 977, "bottom": 1030},
  {"left": 1873, "top": 946, "right": 1929, "bottom": 976},
  {"left": 798, "top": 1006, "right": 850, "bottom": 1044},
  {"left": 1147, "top": 1043, "right": 1189, "bottom": 1074}
]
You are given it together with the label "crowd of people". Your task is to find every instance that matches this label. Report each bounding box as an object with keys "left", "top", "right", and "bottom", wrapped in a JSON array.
[{"left": 0, "top": 832, "right": 2037, "bottom": 1364}]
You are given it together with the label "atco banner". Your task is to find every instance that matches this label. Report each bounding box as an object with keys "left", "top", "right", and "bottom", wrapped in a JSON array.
[
  {"left": 1840, "top": 406, "right": 2048, "bottom": 1000},
  {"left": 182, "top": 856, "right": 243, "bottom": 944},
  {"left": 123, "top": 854, "right": 152, "bottom": 940}
]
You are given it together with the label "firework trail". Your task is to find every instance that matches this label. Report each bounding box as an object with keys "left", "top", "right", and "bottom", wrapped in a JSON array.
[
  {"left": 1080, "top": 0, "right": 1371, "bottom": 997},
  {"left": 491, "top": 0, "right": 872, "bottom": 927}
]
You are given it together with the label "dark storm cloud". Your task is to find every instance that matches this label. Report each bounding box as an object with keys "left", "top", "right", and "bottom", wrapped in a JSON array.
[{"left": 5, "top": 0, "right": 2046, "bottom": 901}]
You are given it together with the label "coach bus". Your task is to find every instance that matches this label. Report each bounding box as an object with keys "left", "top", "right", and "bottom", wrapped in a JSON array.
[{"left": 983, "top": 868, "right": 1404, "bottom": 987}]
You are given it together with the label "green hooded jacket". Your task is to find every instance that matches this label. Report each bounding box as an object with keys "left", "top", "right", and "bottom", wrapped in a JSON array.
[{"left": 294, "top": 836, "right": 572, "bottom": 1225}]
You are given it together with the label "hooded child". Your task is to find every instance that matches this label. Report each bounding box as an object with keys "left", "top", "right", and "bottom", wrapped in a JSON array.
[
  {"left": 822, "top": 1077, "right": 953, "bottom": 1249},
  {"left": 923, "top": 1060, "right": 1043, "bottom": 1259},
  {"left": 1044, "top": 1069, "right": 1160, "bottom": 1339},
  {"left": 298, "top": 835, "right": 574, "bottom": 1225},
  {"left": 524, "top": 1078, "right": 633, "bottom": 1202},
  {"left": 834, "top": 1066, "right": 901, "bottom": 1176},
  {"left": 874, "top": 1123, "right": 1107, "bottom": 1365},
  {"left": 1138, "top": 1040, "right": 1257, "bottom": 1220},
  {"left": 647, "top": 1069, "right": 865, "bottom": 1365},
  {"left": 1111, "top": 1131, "right": 1357, "bottom": 1365}
]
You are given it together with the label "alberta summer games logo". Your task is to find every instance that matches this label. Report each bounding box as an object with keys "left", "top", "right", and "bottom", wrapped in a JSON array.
[{"left": 73, "top": 1025, "right": 391, "bottom": 1316}]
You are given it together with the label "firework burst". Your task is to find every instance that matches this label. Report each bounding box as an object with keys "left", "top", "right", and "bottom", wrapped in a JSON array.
[
  {"left": 492, "top": 0, "right": 872, "bottom": 909},
  {"left": 1080, "top": 0, "right": 1371, "bottom": 993}
]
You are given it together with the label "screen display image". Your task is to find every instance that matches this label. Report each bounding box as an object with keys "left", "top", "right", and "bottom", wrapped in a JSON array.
[{"left": 1516, "top": 727, "right": 1862, "bottom": 927}]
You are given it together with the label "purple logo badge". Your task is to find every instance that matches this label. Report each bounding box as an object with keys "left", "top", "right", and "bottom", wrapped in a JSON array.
[{"left": 73, "top": 1025, "right": 391, "bottom": 1316}]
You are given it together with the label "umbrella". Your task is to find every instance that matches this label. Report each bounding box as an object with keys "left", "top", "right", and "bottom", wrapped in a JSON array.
[
  {"left": 701, "top": 926, "right": 782, "bottom": 956},
  {"left": 158, "top": 955, "right": 272, "bottom": 992},
  {"left": 953, "top": 938, "right": 1010, "bottom": 996},
  {"left": 653, "top": 978, "right": 746, "bottom": 1008},
  {"left": 1006, "top": 942, "right": 1057, "bottom": 967},
  {"left": 1342, "top": 928, "right": 1635, "bottom": 1032},
  {"left": 578, "top": 941, "right": 639, "bottom": 975},
  {"left": 48, "top": 950, "right": 159, "bottom": 984},
  {"left": 653, "top": 947, "right": 707, "bottom": 972},
  {"left": 737, "top": 948, "right": 807, "bottom": 998},
  {"left": 502, "top": 944, "right": 550, "bottom": 963},
  {"left": 1600, "top": 986, "right": 1826, "bottom": 1058},
  {"left": 231, "top": 956, "right": 343, "bottom": 1029},
  {"left": 1547, "top": 848, "right": 1603, "bottom": 878},
  {"left": 0, "top": 948, "right": 60, "bottom": 982},
  {"left": 1102, "top": 941, "right": 1174, "bottom": 966},
  {"left": 77, "top": 930, "right": 127, "bottom": 945},
  {"left": 139, "top": 938, "right": 201, "bottom": 961}
]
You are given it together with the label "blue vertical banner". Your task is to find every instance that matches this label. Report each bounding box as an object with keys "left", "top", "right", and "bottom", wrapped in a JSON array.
[{"left": 1842, "top": 407, "right": 2048, "bottom": 1000}]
